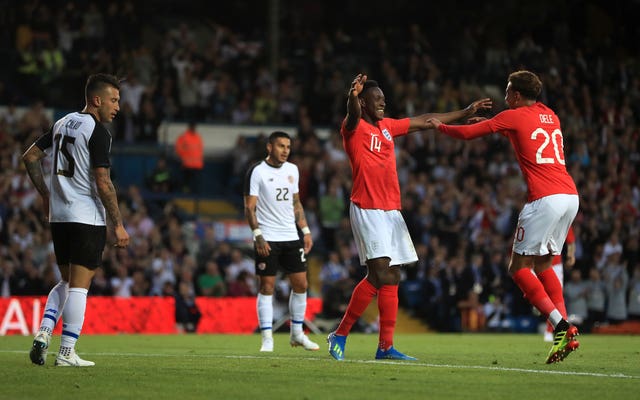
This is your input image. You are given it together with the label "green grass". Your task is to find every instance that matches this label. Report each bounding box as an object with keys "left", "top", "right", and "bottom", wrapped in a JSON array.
[{"left": 1, "top": 333, "right": 638, "bottom": 400}]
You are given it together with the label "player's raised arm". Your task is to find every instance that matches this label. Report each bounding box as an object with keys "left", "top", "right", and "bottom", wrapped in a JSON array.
[{"left": 344, "top": 74, "right": 366, "bottom": 132}]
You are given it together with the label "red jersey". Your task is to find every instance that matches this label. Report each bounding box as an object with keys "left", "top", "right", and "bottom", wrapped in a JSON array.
[
  {"left": 341, "top": 117, "right": 410, "bottom": 210},
  {"left": 438, "top": 102, "right": 578, "bottom": 201}
]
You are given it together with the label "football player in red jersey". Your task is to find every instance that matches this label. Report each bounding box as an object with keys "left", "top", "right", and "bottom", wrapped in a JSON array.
[
  {"left": 327, "top": 74, "right": 491, "bottom": 361},
  {"left": 429, "top": 70, "right": 580, "bottom": 363}
]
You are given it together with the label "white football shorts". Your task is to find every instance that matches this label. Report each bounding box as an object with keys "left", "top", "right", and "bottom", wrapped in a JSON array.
[
  {"left": 513, "top": 194, "right": 579, "bottom": 256},
  {"left": 349, "top": 202, "right": 418, "bottom": 266}
]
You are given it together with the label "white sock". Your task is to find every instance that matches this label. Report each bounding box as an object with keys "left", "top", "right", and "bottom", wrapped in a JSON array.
[
  {"left": 289, "top": 291, "right": 307, "bottom": 337},
  {"left": 549, "top": 309, "right": 563, "bottom": 328},
  {"left": 60, "top": 288, "right": 88, "bottom": 352},
  {"left": 40, "top": 280, "right": 69, "bottom": 334},
  {"left": 257, "top": 293, "right": 273, "bottom": 337}
]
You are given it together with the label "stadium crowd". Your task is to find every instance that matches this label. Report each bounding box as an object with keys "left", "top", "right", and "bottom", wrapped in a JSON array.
[{"left": 1, "top": 0, "right": 639, "bottom": 333}]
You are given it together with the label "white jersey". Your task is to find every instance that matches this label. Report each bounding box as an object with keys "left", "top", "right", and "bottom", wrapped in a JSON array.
[
  {"left": 36, "top": 112, "right": 112, "bottom": 225},
  {"left": 244, "top": 160, "right": 300, "bottom": 241}
]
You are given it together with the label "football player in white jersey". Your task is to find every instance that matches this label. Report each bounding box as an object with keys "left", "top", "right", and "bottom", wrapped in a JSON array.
[
  {"left": 22, "top": 73, "right": 130, "bottom": 367},
  {"left": 244, "top": 131, "right": 319, "bottom": 352}
]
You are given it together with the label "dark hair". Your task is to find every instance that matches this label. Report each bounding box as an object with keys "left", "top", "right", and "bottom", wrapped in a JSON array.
[
  {"left": 358, "top": 79, "right": 380, "bottom": 98},
  {"left": 268, "top": 131, "right": 291, "bottom": 144},
  {"left": 508, "top": 70, "right": 542, "bottom": 100},
  {"left": 85, "top": 73, "right": 120, "bottom": 100}
]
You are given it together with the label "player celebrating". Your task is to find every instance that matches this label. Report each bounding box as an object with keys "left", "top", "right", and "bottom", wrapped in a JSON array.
[
  {"left": 244, "top": 131, "right": 319, "bottom": 352},
  {"left": 428, "top": 70, "right": 580, "bottom": 363},
  {"left": 543, "top": 226, "right": 576, "bottom": 342},
  {"left": 327, "top": 74, "right": 491, "bottom": 361}
]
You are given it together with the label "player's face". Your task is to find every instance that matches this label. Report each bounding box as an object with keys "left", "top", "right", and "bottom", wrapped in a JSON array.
[
  {"left": 98, "top": 87, "right": 120, "bottom": 123},
  {"left": 504, "top": 82, "right": 518, "bottom": 109},
  {"left": 361, "top": 87, "right": 385, "bottom": 121},
  {"left": 268, "top": 137, "right": 291, "bottom": 165}
]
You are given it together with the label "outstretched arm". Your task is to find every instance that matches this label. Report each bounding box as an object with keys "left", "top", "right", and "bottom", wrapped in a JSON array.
[
  {"left": 344, "top": 74, "right": 366, "bottom": 132},
  {"left": 408, "top": 98, "right": 492, "bottom": 132},
  {"left": 428, "top": 117, "right": 495, "bottom": 140}
]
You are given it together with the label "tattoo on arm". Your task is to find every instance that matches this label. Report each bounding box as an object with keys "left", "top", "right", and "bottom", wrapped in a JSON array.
[
  {"left": 293, "top": 196, "right": 307, "bottom": 227},
  {"left": 94, "top": 168, "right": 123, "bottom": 226},
  {"left": 24, "top": 159, "right": 50, "bottom": 197},
  {"left": 244, "top": 196, "right": 260, "bottom": 230}
]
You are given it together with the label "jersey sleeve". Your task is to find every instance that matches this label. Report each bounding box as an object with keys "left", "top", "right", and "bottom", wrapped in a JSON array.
[
  {"left": 243, "top": 162, "right": 261, "bottom": 197},
  {"left": 437, "top": 118, "right": 495, "bottom": 140},
  {"left": 34, "top": 130, "right": 53, "bottom": 151},
  {"left": 88, "top": 124, "right": 112, "bottom": 168},
  {"left": 292, "top": 164, "right": 300, "bottom": 195},
  {"left": 388, "top": 118, "right": 410, "bottom": 137}
]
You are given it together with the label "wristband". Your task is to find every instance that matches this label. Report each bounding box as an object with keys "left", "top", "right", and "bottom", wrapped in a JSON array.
[
  {"left": 252, "top": 228, "right": 263, "bottom": 239},
  {"left": 301, "top": 226, "right": 311, "bottom": 235}
]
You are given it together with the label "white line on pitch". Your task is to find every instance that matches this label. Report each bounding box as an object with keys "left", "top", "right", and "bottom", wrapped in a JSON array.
[{"left": 2, "top": 349, "right": 638, "bottom": 379}]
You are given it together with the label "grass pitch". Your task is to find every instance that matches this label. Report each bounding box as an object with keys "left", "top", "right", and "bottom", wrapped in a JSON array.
[{"left": 1, "top": 333, "right": 638, "bottom": 400}]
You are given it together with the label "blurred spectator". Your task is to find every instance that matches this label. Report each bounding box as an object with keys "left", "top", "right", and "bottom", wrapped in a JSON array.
[
  {"left": 563, "top": 269, "right": 588, "bottom": 328},
  {"left": 627, "top": 265, "right": 640, "bottom": 321},
  {"left": 90, "top": 268, "right": 112, "bottom": 296},
  {"left": 111, "top": 264, "right": 134, "bottom": 297},
  {"left": 603, "top": 252, "right": 629, "bottom": 324},
  {"left": 585, "top": 267, "right": 606, "bottom": 331},
  {"left": 197, "top": 260, "right": 226, "bottom": 297},
  {"left": 227, "top": 270, "right": 256, "bottom": 297},
  {"left": 225, "top": 248, "right": 255, "bottom": 289},
  {"left": 149, "top": 247, "right": 177, "bottom": 296},
  {"left": 175, "top": 280, "right": 202, "bottom": 333},
  {"left": 174, "top": 121, "right": 203, "bottom": 194},
  {"left": 319, "top": 178, "right": 346, "bottom": 251}
]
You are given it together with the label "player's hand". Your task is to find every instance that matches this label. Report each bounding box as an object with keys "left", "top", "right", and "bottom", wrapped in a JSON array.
[
  {"left": 303, "top": 233, "right": 313, "bottom": 254},
  {"left": 466, "top": 98, "right": 492, "bottom": 115},
  {"left": 349, "top": 74, "right": 367, "bottom": 97},
  {"left": 113, "top": 225, "right": 130, "bottom": 248},
  {"left": 255, "top": 236, "right": 271, "bottom": 257},
  {"left": 426, "top": 118, "right": 442, "bottom": 129}
]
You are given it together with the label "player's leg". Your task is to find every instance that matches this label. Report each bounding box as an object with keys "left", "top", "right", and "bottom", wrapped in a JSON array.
[
  {"left": 329, "top": 205, "right": 385, "bottom": 359},
  {"left": 288, "top": 270, "right": 319, "bottom": 351},
  {"left": 374, "top": 210, "right": 418, "bottom": 360},
  {"left": 55, "top": 224, "right": 105, "bottom": 367},
  {"left": 510, "top": 254, "right": 562, "bottom": 325},
  {"left": 30, "top": 223, "right": 71, "bottom": 366},
  {"left": 30, "top": 264, "right": 69, "bottom": 365},
  {"left": 539, "top": 195, "right": 579, "bottom": 362},
  {"left": 256, "top": 275, "right": 276, "bottom": 352},
  {"left": 536, "top": 258, "right": 567, "bottom": 341},
  {"left": 542, "top": 260, "right": 564, "bottom": 341},
  {"left": 255, "top": 242, "right": 278, "bottom": 352}
]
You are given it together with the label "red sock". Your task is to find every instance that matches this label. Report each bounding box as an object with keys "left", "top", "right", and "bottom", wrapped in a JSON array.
[
  {"left": 511, "top": 268, "right": 555, "bottom": 318},
  {"left": 377, "top": 285, "right": 398, "bottom": 350},
  {"left": 335, "top": 279, "right": 377, "bottom": 336},
  {"left": 537, "top": 268, "right": 567, "bottom": 319}
]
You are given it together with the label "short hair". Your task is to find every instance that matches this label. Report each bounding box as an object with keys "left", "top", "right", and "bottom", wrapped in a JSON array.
[
  {"left": 268, "top": 131, "right": 291, "bottom": 144},
  {"left": 508, "top": 70, "right": 542, "bottom": 100},
  {"left": 85, "top": 73, "right": 120, "bottom": 100},
  {"left": 358, "top": 79, "right": 380, "bottom": 98}
]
